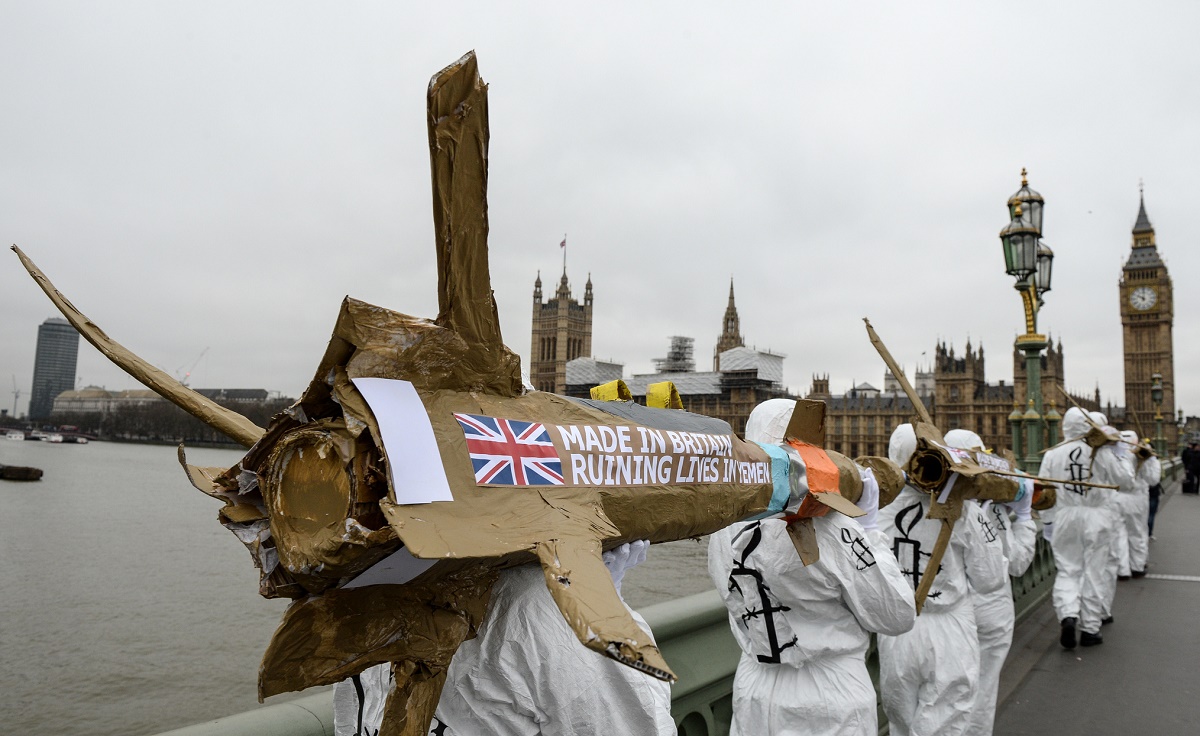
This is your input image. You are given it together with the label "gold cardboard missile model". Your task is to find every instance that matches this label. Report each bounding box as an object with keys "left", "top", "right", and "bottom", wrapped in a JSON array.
[
  {"left": 864, "top": 319, "right": 1030, "bottom": 611},
  {"left": 860, "top": 319, "right": 1117, "bottom": 612},
  {"left": 13, "top": 52, "right": 895, "bottom": 735}
]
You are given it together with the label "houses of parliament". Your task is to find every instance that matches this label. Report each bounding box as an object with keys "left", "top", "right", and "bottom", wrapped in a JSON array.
[{"left": 530, "top": 193, "right": 1177, "bottom": 454}]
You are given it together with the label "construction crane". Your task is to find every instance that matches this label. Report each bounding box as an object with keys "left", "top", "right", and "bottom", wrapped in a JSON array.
[
  {"left": 11, "top": 375, "right": 21, "bottom": 417},
  {"left": 175, "top": 347, "right": 209, "bottom": 387}
]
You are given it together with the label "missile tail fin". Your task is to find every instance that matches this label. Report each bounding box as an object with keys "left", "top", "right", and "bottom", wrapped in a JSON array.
[{"left": 424, "top": 53, "right": 522, "bottom": 395}]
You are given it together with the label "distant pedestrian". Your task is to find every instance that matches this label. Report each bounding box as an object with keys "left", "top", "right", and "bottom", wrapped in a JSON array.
[{"left": 1183, "top": 442, "right": 1200, "bottom": 494}]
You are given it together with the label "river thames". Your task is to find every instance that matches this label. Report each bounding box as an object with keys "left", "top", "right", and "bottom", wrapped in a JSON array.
[{"left": 0, "top": 439, "right": 713, "bottom": 735}]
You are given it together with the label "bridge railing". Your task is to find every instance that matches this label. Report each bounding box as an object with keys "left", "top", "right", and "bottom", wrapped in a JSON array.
[{"left": 157, "top": 460, "right": 1182, "bottom": 736}]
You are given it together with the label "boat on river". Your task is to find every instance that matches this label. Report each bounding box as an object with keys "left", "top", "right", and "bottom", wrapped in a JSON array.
[
  {"left": 4, "top": 430, "right": 24, "bottom": 441},
  {"left": 0, "top": 464, "right": 43, "bottom": 481}
]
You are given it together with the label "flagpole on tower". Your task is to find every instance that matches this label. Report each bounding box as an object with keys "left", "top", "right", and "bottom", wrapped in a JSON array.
[{"left": 560, "top": 234, "right": 567, "bottom": 275}]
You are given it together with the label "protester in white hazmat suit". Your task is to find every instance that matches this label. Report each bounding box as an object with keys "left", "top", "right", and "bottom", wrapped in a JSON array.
[
  {"left": 333, "top": 541, "right": 674, "bottom": 736},
  {"left": 943, "top": 429, "right": 1037, "bottom": 736},
  {"left": 1090, "top": 413, "right": 1133, "bottom": 623},
  {"left": 1117, "top": 429, "right": 1159, "bottom": 577},
  {"left": 876, "top": 424, "right": 1008, "bottom": 736},
  {"left": 1039, "top": 407, "right": 1135, "bottom": 647},
  {"left": 707, "top": 399, "right": 915, "bottom": 736}
]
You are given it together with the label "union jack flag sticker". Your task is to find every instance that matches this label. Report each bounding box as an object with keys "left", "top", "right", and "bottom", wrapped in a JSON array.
[{"left": 454, "top": 413, "right": 565, "bottom": 486}]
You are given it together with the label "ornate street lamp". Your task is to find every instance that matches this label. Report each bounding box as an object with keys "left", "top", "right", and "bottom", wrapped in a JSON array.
[
  {"left": 1001, "top": 168, "right": 1051, "bottom": 471},
  {"left": 1151, "top": 372, "right": 1165, "bottom": 455},
  {"left": 1177, "top": 408, "right": 1187, "bottom": 455}
]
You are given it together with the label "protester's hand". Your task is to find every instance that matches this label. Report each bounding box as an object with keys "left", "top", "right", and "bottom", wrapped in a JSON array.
[
  {"left": 603, "top": 539, "right": 649, "bottom": 595},
  {"left": 856, "top": 468, "right": 880, "bottom": 532},
  {"left": 1006, "top": 482, "right": 1034, "bottom": 522}
]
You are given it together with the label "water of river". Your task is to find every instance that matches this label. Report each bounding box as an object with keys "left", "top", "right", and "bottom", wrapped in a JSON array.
[{"left": 0, "top": 440, "right": 714, "bottom": 735}]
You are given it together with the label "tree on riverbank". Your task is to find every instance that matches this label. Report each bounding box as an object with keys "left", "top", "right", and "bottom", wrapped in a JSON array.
[{"left": 49, "top": 397, "right": 294, "bottom": 445}]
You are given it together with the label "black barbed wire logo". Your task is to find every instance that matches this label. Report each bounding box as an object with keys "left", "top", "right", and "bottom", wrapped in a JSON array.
[
  {"left": 976, "top": 509, "right": 999, "bottom": 543},
  {"left": 892, "top": 500, "right": 942, "bottom": 598},
  {"left": 1066, "top": 446, "right": 1090, "bottom": 495},
  {"left": 987, "top": 502, "right": 1009, "bottom": 533},
  {"left": 840, "top": 527, "right": 877, "bottom": 570},
  {"left": 727, "top": 522, "right": 799, "bottom": 663}
]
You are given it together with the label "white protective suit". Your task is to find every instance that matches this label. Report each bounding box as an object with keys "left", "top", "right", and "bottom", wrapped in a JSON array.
[
  {"left": 333, "top": 543, "right": 674, "bottom": 736},
  {"left": 943, "top": 429, "right": 1037, "bottom": 736},
  {"left": 708, "top": 399, "right": 916, "bottom": 736},
  {"left": 876, "top": 425, "right": 1008, "bottom": 736},
  {"left": 1092, "top": 415, "right": 1132, "bottom": 619},
  {"left": 1039, "top": 408, "right": 1135, "bottom": 637},
  {"left": 1116, "top": 429, "right": 1159, "bottom": 575}
]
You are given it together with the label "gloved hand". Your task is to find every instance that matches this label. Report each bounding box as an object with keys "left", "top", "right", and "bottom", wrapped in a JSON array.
[
  {"left": 856, "top": 467, "right": 880, "bottom": 532},
  {"left": 1041, "top": 521, "right": 1054, "bottom": 544},
  {"left": 603, "top": 539, "right": 649, "bottom": 596},
  {"left": 1006, "top": 482, "right": 1034, "bottom": 522}
]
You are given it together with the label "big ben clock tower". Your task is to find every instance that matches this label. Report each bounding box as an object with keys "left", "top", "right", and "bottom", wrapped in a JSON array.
[{"left": 1120, "top": 187, "right": 1176, "bottom": 446}]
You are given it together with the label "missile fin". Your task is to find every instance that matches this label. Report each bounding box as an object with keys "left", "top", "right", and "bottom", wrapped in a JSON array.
[{"left": 535, "top": 537, "right": 677, "bottom": 683}]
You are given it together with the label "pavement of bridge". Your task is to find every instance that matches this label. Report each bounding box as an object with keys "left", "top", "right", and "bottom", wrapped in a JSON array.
[{"left": 995, "top": 480, "right": 1200, "bottom": 736}]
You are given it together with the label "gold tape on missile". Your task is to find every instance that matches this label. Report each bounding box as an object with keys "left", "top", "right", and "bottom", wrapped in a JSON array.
[
  {"left": 856, "top": 455, "right": 906, "bottom": 508},
  {"left": 827, "top": 450, "right": 864, "bottom": 505}
]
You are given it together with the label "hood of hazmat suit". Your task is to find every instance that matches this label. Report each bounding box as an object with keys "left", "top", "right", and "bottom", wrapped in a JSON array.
[
  {"left": 943, "top": 429, "right": 984, "bottom": 452},
  {"left": 1062, "top": 407, "right": 1090, "bottom": 441},
  {"left": 333, "top": 550, "right": 673, "bottom": 736},
  {"left": 889, "top": 423, "right": 918, "bottom": 468},
  {"left": 708, "top": 400, "right": 916, "bottom": 736},
  {"left": 744, "top": 397, "right": 797, "bottom": 445}
]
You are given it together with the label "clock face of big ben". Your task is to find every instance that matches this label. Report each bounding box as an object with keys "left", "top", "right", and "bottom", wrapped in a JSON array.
[{"left": 1130, "top": 286, "right": 1158, "bottom": 311}]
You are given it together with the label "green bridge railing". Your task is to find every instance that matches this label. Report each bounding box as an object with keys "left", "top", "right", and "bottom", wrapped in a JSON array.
[{"left": 158, "top": 460, "right": 1180, "bottom": 736}]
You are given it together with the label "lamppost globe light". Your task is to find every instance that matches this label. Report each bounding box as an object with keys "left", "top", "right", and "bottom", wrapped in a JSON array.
[
  {"left": 1151, "top": 373, "right": 1164, "bottom": 407},
  {"left": 999, "top": 203, "right": 1039, "bottom": 280},
  {"left": 1008, "top": 166, "right": 1046, "bottom": 235},
  {"left": 1036, "top": 242, "right": 1054, "bottom": 295}
]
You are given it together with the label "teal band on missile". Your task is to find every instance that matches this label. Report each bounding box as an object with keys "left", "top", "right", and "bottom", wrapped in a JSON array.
[{"left": 750, "top": 441, "right": 793, "bottom": 518}]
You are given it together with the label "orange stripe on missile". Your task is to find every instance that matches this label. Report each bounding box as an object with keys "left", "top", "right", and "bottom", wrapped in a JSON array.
[{"left": 782, "top": 439, "right": 841, "bottom": 520}]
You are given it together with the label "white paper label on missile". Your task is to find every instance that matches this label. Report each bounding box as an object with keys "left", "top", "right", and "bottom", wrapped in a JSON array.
[
  {"left": 352, "top": 377, "right": 454, "bottom": 505},
  {"left": 342, "top": 546, "right": 439, "bottom": 588}
]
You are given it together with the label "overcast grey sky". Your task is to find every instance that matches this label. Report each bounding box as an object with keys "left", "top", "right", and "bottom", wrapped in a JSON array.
[{"left": 2, "top": 2, "right": 1196, "bottom": 422}]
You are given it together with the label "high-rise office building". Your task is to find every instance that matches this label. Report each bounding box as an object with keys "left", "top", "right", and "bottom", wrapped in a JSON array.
[{"left": 29, "top": 317, "right": 80, "bottom": 420}]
